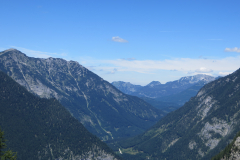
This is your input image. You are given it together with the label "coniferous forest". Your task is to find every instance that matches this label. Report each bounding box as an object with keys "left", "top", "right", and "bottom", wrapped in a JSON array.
[{"left": 0, "top": 71, "right": 121, "bottom": 160}]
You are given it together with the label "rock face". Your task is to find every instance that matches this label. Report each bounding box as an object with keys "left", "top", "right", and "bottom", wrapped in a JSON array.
[
  {"left": 0, "top": 49, "right": 164, "bottom": 141},
  {"left": 116, "top": 67, "right": 240, "bottom": 160},
  {"left": 212, "top": 131, "right": 240, "bottom": 160},
  {"left": 0, "top": 71, "right": 121, "bottom": 160}
]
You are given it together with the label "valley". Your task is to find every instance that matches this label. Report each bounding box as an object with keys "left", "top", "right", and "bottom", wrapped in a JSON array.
[
  {"left": 110, "top": 68, "right": 240, "bottom": 160},
  {"left": 0, "top": 49, "right": 238, "bottom": 160},
  {"left": 1, "top": 1, "right": 239, "bottom": 160}
]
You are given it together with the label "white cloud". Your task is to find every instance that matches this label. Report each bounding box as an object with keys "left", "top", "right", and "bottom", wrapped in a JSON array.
[
  {"left": 108, "top": 68, "right": 118, "bottom": 74},
  {"left": 101, "top": 57, "right": 239, "bottom": 73},
  {"left": 0, "top": 47, "right": 8, "bottom": 51},
  {"left": 218, "top": 72, "right": 232, "bottom": 76},
  {"left": 112, "top": 36, "right": 128, "bottom": 43},
  {"left": 10, "top": 46, "right": 67, "bottom": 58},
  {"left": 120, "top": 58, "right": 136, "bottom": 61},
  {"left": 225, "top": 47, "right": 240, "bottom": 53},
  {"left": 195, "top": 67, "right": 213, "bottom": 73}
]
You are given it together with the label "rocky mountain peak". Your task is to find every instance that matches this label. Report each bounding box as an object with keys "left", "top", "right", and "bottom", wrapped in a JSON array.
[
  {"left": 2, "top": 48, "right": 19, "bottom": 52},
  {"left": 0, "top": 48, "right": 24, "bottom": 56},
  {"left": 0, "top": 48, "right": 164, "bottom": 141},
  {"left": 146, "top": 81, "right": 161, "bottom": 87},
  {"left": 178, "top": 74, "right": 215, "bottom": 84}
]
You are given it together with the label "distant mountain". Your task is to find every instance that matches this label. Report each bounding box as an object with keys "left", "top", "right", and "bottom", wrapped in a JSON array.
[
  {"left": 146, "top": 81, "right": 161, "bottom": 87},
  {"left": 112, "top": 74, "right": 215, "bottom": 98},
  {"left": 0, "top": 71, "right": 121, "bottom": 160},
  {"left": 112, "top": 75, "right": 215, "bottom": 112},
  {"left": 111, "top": 81, "right": 143, "bottom": 95},
  {"left": 0, "top": 49, "right": 164, "bottom": 141},
  {"left": 157, "top": 79, "right": 214, "bottom": 105},
  {"left": 112, "top": 68, "right": 240, "bottom": 160}
]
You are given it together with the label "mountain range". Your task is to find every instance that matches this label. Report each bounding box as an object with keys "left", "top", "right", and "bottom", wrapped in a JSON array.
[
  {"left": 0, "top": 70, "right": 121, "bottom": 160},
  {"left": 0, "top": 49, "right": 164, "bottom": 141},
  {"left": 109, "top": 67, "right": 240, "bottom": 160},
  {"left": 112, "top": 75, "right": 216, "bottom": 113},
  {"left": 1, "top": 48, "right": 238, "bottom": 160},
  {"left": 112, "top": 74, "right": 215, "bottom": 99}
]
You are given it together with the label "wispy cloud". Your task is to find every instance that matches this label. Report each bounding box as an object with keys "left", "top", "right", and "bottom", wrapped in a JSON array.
[
  {"left": 0, "top": 47, "right": 7, "bottom": 51},
  {"left": 225, "top": 47, "right": 240, "bottom": 53},
  {"left": 218, "top": 72, "right": 232, "bottom": 76},
  {"left": 11, "top": 46, "right": 67, "bottom": 58},
  {"left": 112, "top": 36, "right": 128, "bottom": 43},
  {"left": 108, "top": 68, "right": 118, "bottom": 74},
  {"left": 119, "top": 58, "right": 136, "bottom": 61},
  {"left": 104, "top": 58, "right": 238, "bottom": 72},
  {"left": 85, "top": 56, "right": 240, "bottom": 78},
  {"left": 195, "top": 67, "right": 213, "bottom": 73}
]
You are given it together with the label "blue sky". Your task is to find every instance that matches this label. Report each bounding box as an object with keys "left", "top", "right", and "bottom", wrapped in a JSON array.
[{"left": 1, "top": 0, "right": 240, "bottom": 85}]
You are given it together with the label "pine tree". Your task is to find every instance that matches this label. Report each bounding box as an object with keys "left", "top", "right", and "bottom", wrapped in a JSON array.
[{"left": 0, "top": 128, "right": 17, "bottom": 160}]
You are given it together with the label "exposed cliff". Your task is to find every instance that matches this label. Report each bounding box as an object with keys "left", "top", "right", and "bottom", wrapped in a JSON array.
[
  {"left": 0, "top": 49, "right": 164, "bottom": 140},
  {"left": 212, "top": 131, "right": 240, "bottom": 160},
  {"left": 0, "top": 71, "right": 121, "bottom": 160},
  {"left": 114, "top": 67, "right": 240, "bottom": 160}
]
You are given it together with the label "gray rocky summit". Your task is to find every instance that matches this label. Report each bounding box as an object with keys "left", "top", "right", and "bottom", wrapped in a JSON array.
[{"left": 0, "top": 49, "right": 164, "bottom": 141}]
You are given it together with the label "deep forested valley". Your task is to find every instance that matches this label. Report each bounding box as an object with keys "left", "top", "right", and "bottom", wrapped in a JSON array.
[{"left": 0, "top": 49, "right": 240, "bottom": 160}]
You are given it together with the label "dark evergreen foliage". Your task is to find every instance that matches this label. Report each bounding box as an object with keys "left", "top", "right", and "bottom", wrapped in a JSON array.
[
  {"left": 0, "top": 49, "right": 163, "bottom": 141},
  {"left": 139, "top": 96, "right": 181, "bottom": 113},
  {"left": 0, "top": 128, "right": 17, "bottom": 160},
  {"left": 211, "top": 131, "right": 240, "bottom": 160},
  {"left": 0, "top": 71, "right": 121, "bottom": 159}
]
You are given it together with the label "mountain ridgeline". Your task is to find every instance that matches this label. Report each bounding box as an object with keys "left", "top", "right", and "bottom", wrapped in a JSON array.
[
  {"left": 112, "top": 68, "right": 240, "bottom": 160},
  {"left": 112, "top": 74, "right": 215, "bottom": 99},
  {"left": 0, "top": 49, "right": 164, "bottom": 141},
  {"left": 112, "top": 75, "right": 216, "bottom": 112},
  {"left": 0, "top": 71, "right": 121, "bottom": 160}
]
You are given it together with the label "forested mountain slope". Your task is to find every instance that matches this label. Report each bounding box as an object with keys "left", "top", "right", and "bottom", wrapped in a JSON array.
[
  {"left": 0, "top": 49, "right": 164, "bottom": 141},
  {"left": 115, "top": 68, "right": 240, "bottom": 160},
  {"left": 0, "top": 71, "right": 121, "bottom": 160},
  {"left": 212, "top": 131, "right": 240, "bottom": 160}
]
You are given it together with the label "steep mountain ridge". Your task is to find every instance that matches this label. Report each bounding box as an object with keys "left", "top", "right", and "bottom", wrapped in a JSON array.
[
  {"left": 212, "top": 131, "right": 240, "bottom": 160},
  {"left": 0, "top": 71, "right": 121, "bottom": 160},
  {"left": 114, "top": 67, "right": 240, "bottom": 160},
  {"left": 0, "top": 49, "right": 164, "bottom": 141}
]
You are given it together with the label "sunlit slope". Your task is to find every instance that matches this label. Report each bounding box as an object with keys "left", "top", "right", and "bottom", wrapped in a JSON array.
[
  {"left": 117, "top": 68, "right": 240, "bottom": 160},
  {"left": 0, "top": 71, "right": 121, "bottom": 160},
  {"left": 0, "top": 49, "right": 164, "bottom": 140}
]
